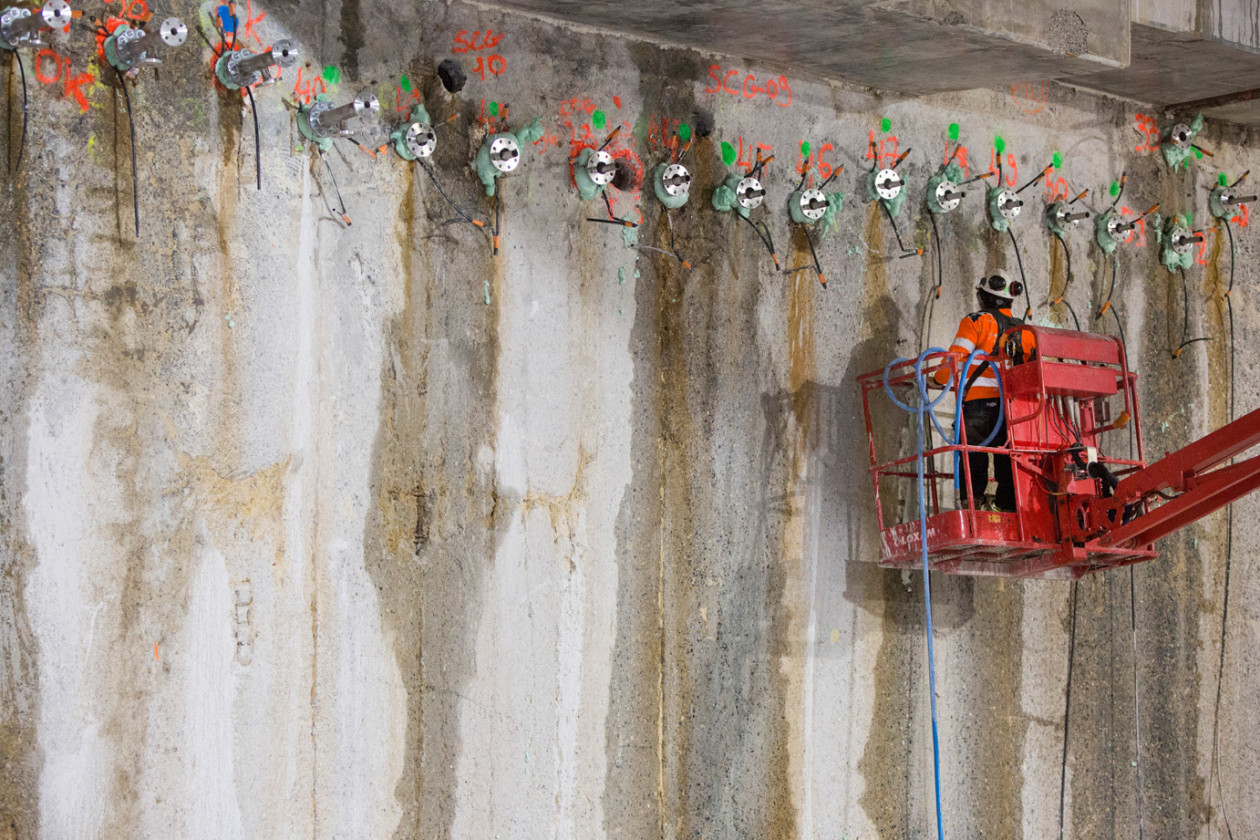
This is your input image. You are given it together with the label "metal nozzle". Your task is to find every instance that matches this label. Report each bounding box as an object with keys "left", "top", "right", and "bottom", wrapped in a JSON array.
[
  {"left": 6, "top": 12, "right": 46, "bottom": 42},
  {"left": 321, "top": 99, "right": 368, "bottom": 126},
  {"left": 234, "top": 48, "right": 278, "bottom": 77}
]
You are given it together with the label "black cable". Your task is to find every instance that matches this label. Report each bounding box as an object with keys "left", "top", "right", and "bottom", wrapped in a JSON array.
[
  {"left": 1172, "top": 266, "right": 1211, "bottom": 357},
  {"left": 924, "top": 210, "right": 943, "bottom": 354},
  {"left": 1207, "top": 219, "right": 1237, "bottom": 840},
  {"left": 1007, "top": 227, "right": 1031, "bottom": 318},
  {"left": 194, "top": 22, "right": 217, "bottom": 52},
  {"left": 1052, "top": 233, "right": 1082, "bottom": 330},
  {"left": 4, "top": 51, "right": 9, "bottom": 175},
  {"left": 1129, "top": 564, "right": 1146, "bottom": 840},
  {"left": 736, "top": 210, "right": 778, "bottom": 266},
  {"left": 1107, "top": 172, "right": 1127, "bottom": 213},
  {"left": 1109, "top": 303, "right": 1126, "bottom": 351},
  {"left": 14, "top": 50, "right": 27, "bottom": 175},
  {"left": 245, "top": 84, "right": 261, "bottom": 191},
  {"left": 115, "top": 68, "right": 140, "bottom": 236},
  {"left": 317, "top": 147, "right": 350, "bottom": 226},
  {"left": 585, "top": 189, "right": 636, "bottom": 229},
  {"left": 493, "top": 193, "right": 500, "bottom": 255},
  {"left": 1098, "top": 256, "right": 1118, "bottom": 319},
  {"left": 4, "top": 52, "right": 11, "bottom": 174},
  {"left": 803, "top": 225, "right": 823, "bottom": 286},
  {"left": 928, "top": 210, "right": 943, "bottom": 297},
  {"left": 1103, "top": 293, "right": 1143, "bottom": 839},
  {"left": 1057, "top": 579, "right": 1080, "bottom": 840},
  {"left": 783, "top": 224, "right": 823, "bottom": 285},
  {"left": 418, "top": 160, "right": 481, "bottom": 229},
  {"left": 879, "top": 199, "right": 914, "bottom": 255}
]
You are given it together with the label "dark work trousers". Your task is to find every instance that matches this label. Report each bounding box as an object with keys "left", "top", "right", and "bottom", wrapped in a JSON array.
[{"left": 961, "top": 398, "right": 1015, "bottom": 509}]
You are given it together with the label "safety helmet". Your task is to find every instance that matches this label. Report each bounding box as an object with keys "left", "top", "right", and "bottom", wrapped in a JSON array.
[{"left": 977, "top": 273, "right": 1022, "bottom": 301}]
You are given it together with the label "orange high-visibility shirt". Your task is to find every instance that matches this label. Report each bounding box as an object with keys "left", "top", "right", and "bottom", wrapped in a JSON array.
[{"left": 933, "top": 308, "right": 1033, "bottom": 400}]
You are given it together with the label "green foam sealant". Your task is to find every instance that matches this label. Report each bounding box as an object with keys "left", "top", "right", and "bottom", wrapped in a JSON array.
[
  {"left": 297, "top": 93, "right": 335, "bottom": 152},
  {"left": 788, "top": 189, "right": 843, "bottom": 229},
  {"left": 390, "top": 104, "right": 432, "bottom": 161},
  {"left": 1052, "top": 151, "right": 1063, "bottom": 169},
  {"left": 948, "top": 123, "right": 960, "bottom": 141},
  {"left": 1160, "top": 214, "right": 1194, "bottom": 273},
  {"left": 818, "top": 192, "right": 844, "bottom": 239},
  {"left": 102, "top": 23, "right": 135, "bottom": 72},
  {"left": 881, "top": 117, "right": 891, "bottom": 132},
  {"left": 801, "top": 141, "right": 811, "bottom": 157},
  {"left": 322, "top": 65, "right": 340, "bottom": 85},
  {"left": 721, "top": 141, "right": 736, "bottom": 166},
  {"left": 1095, "top": 211, "right": 1119, "bottom": 255},
  {"left": 573, "top": 148, "right": 602, "bottom": 201},
  {"left": 994, "top": 135, "right": 1006, "bottom": 155},
  {"left": 711, "top": 173, "right": 744, "bottom": 216},
  {"left": 926, "top": 161, "right": 965, "bottom": 214},
  {"left": 865, "top": 169, "right": 906, "bottom": 217},
  {"left": 986, "top": 186, "right": 1011, "bottom": 232},
  {"left": 1109, "top": 181, "right": 1120, "bottom": 197},
  {"left": 473, "top": 118, "right": 543, "bottom": 196},
  {"left": 1162, "top": 112, "right": 1204, "bottom": 170},
  {"left": 653, "top": 163, "right": 689, "bottom": 209},
  {"left": 592, "top": 110, "right": 606, "bottom": 130},
  {"left": 1219, "top": 172, "right": 1229, "bottom": 186},
  {"left": 516, "top": 117, "right": 544, "bottom": 145},
  {"left": 1209, "top": 185, "right": 1234, "bottom": 219},
  {"left": 678, "top": 123, "right": 692, "bottom": 142}
]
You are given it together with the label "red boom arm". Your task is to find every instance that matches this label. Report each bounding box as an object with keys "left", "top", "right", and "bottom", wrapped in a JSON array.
[{"left": 1092, "top": 407, "right": 1260, "bottom": 548}]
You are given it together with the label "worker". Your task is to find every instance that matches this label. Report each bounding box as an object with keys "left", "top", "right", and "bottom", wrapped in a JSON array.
[{"left": 933, "top": 274, "right": 1034, "bottom": 512}]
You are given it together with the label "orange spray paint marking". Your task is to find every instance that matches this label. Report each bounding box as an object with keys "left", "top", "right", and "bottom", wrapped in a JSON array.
[
  {"left": 153, "top": 643, "right": 159, "bottom": 661},
  {"left": 34, "top": 48, "right": 95, "bottom": 113},
  {"left": 1133, "top": 113, "right": 1160, "bottom": 153}
]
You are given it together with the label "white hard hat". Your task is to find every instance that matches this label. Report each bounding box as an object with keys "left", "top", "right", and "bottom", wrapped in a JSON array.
[{"left": 978, "top": 274, "right": 1022, "bottom": 301}]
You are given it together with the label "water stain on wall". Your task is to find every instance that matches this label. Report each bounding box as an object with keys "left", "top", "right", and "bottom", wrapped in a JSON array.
[{"left": 364, "top": 134, "right": 510, "bottom": 838}]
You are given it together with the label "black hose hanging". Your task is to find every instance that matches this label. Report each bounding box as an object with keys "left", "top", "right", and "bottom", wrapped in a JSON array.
[
  {"left": 1007, "top": 227, "right": 1031, "bottom": 318},
  {"left": 1207, "top": 219, "right": 1238, "bottom": 840},
  {"left": 115, "top": 68, "right": 140, "bottom": 237},
  {"left": 1057, "top": 579, "right": 1080, "bottom": 840},
  {"left": 317, "top": 147, "right": 350, "bottom": 226},
  {"left": 245, "top": 84, "right": 261, "bottom": 191},
  {"left": 1171, "top": 266, "right": 1210, "bottom": 357},
  {"left": 1052, "top": 233, "right": 1081, "bottom": 330},
  {"left": 12, "top": 50, "right": 29, "bottom": 175},
  {"left": 735, "top": 210, "right": 778, "bottom": 268}
]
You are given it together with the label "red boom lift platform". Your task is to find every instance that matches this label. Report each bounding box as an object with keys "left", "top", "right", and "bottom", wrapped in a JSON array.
[{"left": 858, "top": 325, "right": 1260, "bottom": 579}]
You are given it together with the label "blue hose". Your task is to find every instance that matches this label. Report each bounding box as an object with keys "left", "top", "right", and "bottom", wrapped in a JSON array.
[
  {"left": 954, "top": 348, "right": 1007, "bottom": 490},
  {"left": 882, "top": 348, "right": 951, "bottom": 840},
  {"left": 958, "top": 347, "right": 1006, "bottom": 448},
  {"left": 881, "top": 347, "right": 1008, "bottom": 840}
]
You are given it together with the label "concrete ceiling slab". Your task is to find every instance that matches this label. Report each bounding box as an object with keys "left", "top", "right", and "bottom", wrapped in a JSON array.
[{"left": 484, "top": 0, "right": 1126, "bottom": 94}]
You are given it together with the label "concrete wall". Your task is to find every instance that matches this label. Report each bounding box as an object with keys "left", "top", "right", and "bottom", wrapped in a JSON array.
[
  {"left": 1136, "top": 0, "right": 1260, "bottom": 50},
  {"left": 1, "top": 1, "right": 1259, "bottom": 838}
]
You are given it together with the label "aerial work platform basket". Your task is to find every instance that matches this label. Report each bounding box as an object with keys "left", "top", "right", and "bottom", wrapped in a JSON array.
[{"left": 859, "top": 325, "right": 1260, "bottom": 579}]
